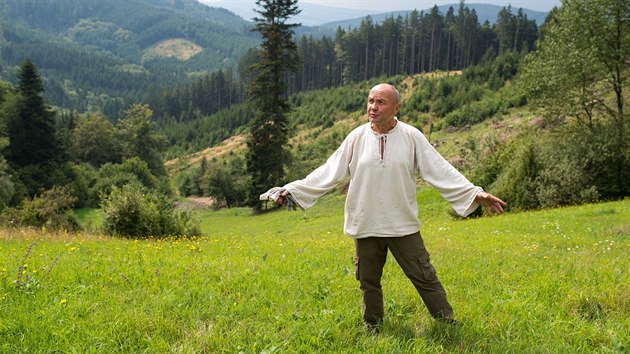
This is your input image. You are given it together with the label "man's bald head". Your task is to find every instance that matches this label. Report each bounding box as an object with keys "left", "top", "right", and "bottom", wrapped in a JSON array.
[{"left": 370, "top": 84, "right": 400, "bottom": 104}]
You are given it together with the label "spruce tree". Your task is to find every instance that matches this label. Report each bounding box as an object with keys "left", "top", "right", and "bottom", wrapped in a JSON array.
[
  {"left": 246, "top": 0, "right": 301, "bottom": 209},
  {"left": 6, "top": 59, "right": 59, "bottom": 167},
  {"left": 4, "top": 59, "right": 63, "bottom": 196}
]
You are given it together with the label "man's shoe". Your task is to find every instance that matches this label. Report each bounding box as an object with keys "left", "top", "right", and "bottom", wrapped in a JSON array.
[
  {"left": 365, "top": 321, "right": 381, "bottom": 335},
  {"left": 436, "top": 317, "right": 460, "bottom": 326}
]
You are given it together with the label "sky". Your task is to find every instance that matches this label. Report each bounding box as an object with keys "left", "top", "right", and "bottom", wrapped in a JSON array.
[
  {"left": 204, "top": 0, "right": 562, "bottom": 12},
  {"left": 299, "top": 1, "right": 561, "bottom": 12}
]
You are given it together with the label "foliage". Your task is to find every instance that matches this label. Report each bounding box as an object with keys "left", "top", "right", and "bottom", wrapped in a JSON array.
[
  {"left": 246, "top": 0, "right": 301, "bottom": 209},
  {"left": 146, "top": 68, "right": 244, "bottom": 123},
  {"left": 0, "top": 154, "right": 14, "bottom": 211},
  {"left": 0, "top": 0, "right": 258, "bottom": 116},
  {"left": 399, "top": 52, "right": 526, "bottom": 129},
  {"left": 463, "top": 119, "right": 627, "bottom": 211},
  {"left": 0, "top": 185, "right": 80, "bottom": 230},
  {"left": 92, "top": 157, "right": 170, "bottom": 206},
  {"left": 159, "top": 102, "right": 254, "bottom": 159},
  {"left": 63, "top": 162, "right": 97, "bottom": 208},
  {"left": 201, "top": 156, "right": 249, "bottom": 209},
  {"left": 175, "top": 159, "right": 205, "bottom": 197},
  {"left": 101, "top": 182, "right": 200, "bottom": 238},
  {"left": 72, "top": 112, "right": 123, "bottom": 167},
  {"left": 518, "top": 0, "right": 629, "bottom": 200},
  {"left": 1, "top": 194, "right": 628, "bottom": 352},
  {"left": 118, "top": 104, "right": 167, "bottom": 177},
  {"left": 533, "top": 123, "right": 626, "bottom": 207},
  {"left": 2, "top": 59, "right": 66, "bottom": 197},
  {"left": 490, "top": 140, "right": 543, "bottom": 210},
  {"left": 520, "top": 0, "right": 628, "bottom": 127}
]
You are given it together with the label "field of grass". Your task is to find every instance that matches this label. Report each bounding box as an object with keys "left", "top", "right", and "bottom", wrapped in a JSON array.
[{"left": 1, "top": 189, "right": 628, "bottom": 353}]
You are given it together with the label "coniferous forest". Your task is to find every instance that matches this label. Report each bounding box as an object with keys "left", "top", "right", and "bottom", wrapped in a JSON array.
[{"left": 0, "top": 0, "right": 628, "bottom": 235}]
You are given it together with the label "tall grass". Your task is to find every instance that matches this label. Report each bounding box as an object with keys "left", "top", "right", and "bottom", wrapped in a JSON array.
[{"left": 1, "top": 190, "right": 628, "bottom": 353}]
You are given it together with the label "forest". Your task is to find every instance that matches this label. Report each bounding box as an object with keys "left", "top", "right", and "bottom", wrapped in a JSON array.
[
  {"left": 0, "top": 0, "right": 628, "bottom": 236},
  {"left": 147, "top": 2, "right": 539, "bottom": 151},
  {"left": 0, "top": 0, "right": 259, "bottom": 117}
]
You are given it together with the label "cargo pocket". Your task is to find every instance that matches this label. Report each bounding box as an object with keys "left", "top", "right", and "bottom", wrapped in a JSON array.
[{"left": 418, "top": 252, "right": 437, "bottom": 281}]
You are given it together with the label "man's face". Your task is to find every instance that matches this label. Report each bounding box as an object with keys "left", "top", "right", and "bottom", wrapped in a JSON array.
[{"left": 367, "top": 85, "right": 400, "bottom": 126}]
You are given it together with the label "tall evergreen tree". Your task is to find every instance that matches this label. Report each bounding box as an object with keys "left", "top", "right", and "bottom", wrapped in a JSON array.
[
  {"left": 246, "top": 0, "right": 301, "bottom": 209},
  {"left": 4, "top": 59, "right": 63, "bottom": 196},
  {"left": 5, "top": 59, "right": 61, "bottom": 168}
]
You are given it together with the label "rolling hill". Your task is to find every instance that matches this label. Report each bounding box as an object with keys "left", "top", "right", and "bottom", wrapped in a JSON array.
[{"left": 0, "top": 0, "right": 259, "bottom": 117}]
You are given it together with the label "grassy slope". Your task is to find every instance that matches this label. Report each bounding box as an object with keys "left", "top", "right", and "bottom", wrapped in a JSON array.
[{"left": 1, "top": 190, "right": 628, "bottom": 352}]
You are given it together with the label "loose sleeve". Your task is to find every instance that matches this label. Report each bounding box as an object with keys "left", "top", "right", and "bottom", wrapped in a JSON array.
[
  {"left": 282, "top": 135, "right": 353, "bottom": 210},
  {"left": 414, "top": 133, "right": 482, "bottom": 216}
]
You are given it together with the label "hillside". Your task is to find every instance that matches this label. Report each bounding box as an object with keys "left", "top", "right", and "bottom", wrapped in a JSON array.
[
  {"left": 165, "top": 71, "right": 531, "bottom": 181},
  {"left": 0, "top": 0, "right": 259, "bottom": 117}
]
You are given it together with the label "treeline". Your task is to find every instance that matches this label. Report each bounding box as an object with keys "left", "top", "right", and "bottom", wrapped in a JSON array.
[{"left": 291, "top": 4, "right": 536, "bottom": 90}]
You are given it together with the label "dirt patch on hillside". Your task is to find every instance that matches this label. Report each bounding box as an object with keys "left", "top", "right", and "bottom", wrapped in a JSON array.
[
  {"left": 174, "top": 197, "right": 215, "bottom": 210},
  {"left": 166, "top": 135, "right": 246, "bottom": 170},
  {"left": 143, "top": 38, "right": 203, "bottom": 61}
]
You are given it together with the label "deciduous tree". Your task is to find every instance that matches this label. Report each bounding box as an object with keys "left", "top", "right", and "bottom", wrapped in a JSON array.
[{"left": 519, "top": 0, "right": 629, "bottom": 197}]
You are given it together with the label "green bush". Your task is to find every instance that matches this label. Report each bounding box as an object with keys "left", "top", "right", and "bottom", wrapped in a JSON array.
[
  {"left": 91, "top": 157, "right": 171, "bottom": 205},
  {"left": 491, "top": 141, "right": 543, "bottom": 210},
  {"left": 0, "top": 154, "right": 14, "bottom": 211},
  {"left": 0, "top": 185, "right": 80, "bottom": 231},
  {"left": 101, "top": 182, "right": 201, "bottom": 238},
  {"left": 201, "top": 157, "right": 248, "bottom": 209},
  {"left": 175, "top": 161, "right": 204, "bottom": 197},
  {"left": 467, "top": 120, "right": 626, "bottom": 211},
  {"left": 532, "top": 124, "right": 619, "bottom": 208},
  {"left": 65, "top": 162, "right": 98, "bottom": 208}
]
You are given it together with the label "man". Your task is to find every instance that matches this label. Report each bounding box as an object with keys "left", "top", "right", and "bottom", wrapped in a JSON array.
[{"left": 275, "top": 83, "right": 506, "bottom": 333}]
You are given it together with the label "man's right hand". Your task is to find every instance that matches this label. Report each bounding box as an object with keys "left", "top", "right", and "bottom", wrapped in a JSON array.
[{"left": 276, "top": 190, "right": 290, "bottom": 206}]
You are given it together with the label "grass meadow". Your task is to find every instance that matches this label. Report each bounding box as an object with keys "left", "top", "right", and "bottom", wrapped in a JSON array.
[{"left": 1, "top": 189, "right": 628, "bottom": 353}]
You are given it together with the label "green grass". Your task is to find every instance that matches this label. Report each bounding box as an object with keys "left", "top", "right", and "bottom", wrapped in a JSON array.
[{"left": 1, "top": 191, "right": 628, "bottom": 353}]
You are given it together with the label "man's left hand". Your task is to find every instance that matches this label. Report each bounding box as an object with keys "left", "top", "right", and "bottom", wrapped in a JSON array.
[{"left": 475, "top": 191, "right": 507, "bottom": 215}]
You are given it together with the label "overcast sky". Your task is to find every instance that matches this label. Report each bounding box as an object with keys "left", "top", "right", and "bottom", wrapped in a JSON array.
[
  {"left": 302, "top": 0, "right": 560, "bottom": 12},
  {"left": 205, "top": 0, "right": 561, "bottom": 12}
]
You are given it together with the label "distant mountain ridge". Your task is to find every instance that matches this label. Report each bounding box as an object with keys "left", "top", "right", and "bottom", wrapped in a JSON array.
[
  {"left": 203, "top": 1, "right": 549, "bottom": 28},
  {"left": 0, "top": 0, "right": 259, "bottom": 116},
  {"left": 200, "top": 0, "right": 376, "bottom": 26},
  {"left": 319, "top": 3, "right": 549, "bottom": 30}
]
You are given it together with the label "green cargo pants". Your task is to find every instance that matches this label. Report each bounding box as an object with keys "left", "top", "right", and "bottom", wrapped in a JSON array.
[{"left": 353, "top": 232, "right": 454, "bottom": 325}]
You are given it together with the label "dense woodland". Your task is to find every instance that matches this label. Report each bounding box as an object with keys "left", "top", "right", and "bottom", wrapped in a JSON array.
[
  {"left": 147, "top": 3, "right": 538, "bottom": 152},
  {"left": 0, "top": 0, "right": 258, "bottom": 117},
  {"left": 0, "top": 0, "right": 628, "bottom": 236}
]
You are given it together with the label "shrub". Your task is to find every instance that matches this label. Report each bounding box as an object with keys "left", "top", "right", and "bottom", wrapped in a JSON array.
[
  {"left": 532, "top": 125, "right": 613, "bottom": 208},
  {"left": 0, "top": 185, "right": 80, "bottom": 231},
  {"left": 491, "top": 141, "right": 542, "bottom": 210},
  {"left": 201, "top": 157, "right": 248, "bottom": 209},
  {"left": 0, "top": 155, "right": 14, "bottom": 211},
  {"left": 101, "top": 182, "right": 201, "bottom": 238},
  {"left": 91, "top": 157, "right": 171, "bottom": 205}
]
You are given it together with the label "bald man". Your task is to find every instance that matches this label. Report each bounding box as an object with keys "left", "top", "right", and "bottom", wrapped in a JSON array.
[{"left": 277, "top": 83, "right": 506, "bottom": 334}]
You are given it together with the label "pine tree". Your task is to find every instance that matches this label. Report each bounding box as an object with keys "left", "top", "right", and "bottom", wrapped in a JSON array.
[
  {"left": 5, "top": 59, "right": 60, "bottom": 168},
  {"left": 4, "top": 59, "right": 63, "bottom": 196},
  {"left": 246, "top": 0, "right": 301, "bottom": 209}
]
